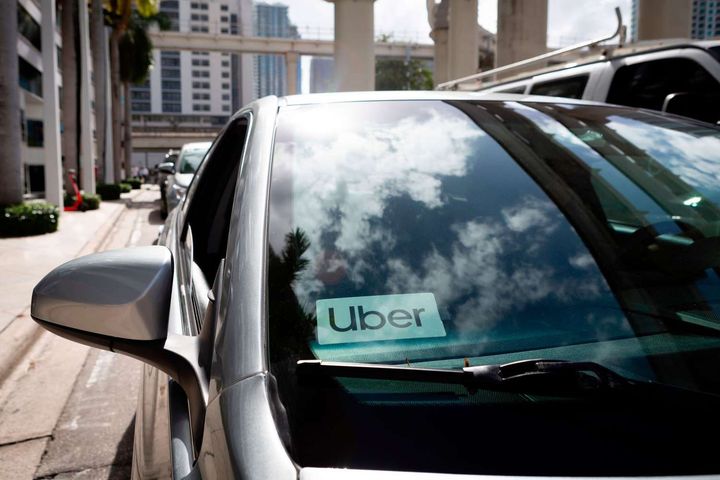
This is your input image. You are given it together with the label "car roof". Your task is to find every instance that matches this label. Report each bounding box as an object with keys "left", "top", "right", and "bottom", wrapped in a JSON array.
[
  {"left": 279, "top": 91, "right": 615, "bottom": 107},
  {"left": 443, "top": 39, "right": 720, "bottom": 91}
]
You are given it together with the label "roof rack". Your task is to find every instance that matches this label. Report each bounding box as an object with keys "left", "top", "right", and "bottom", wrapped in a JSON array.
[{"left": 437, "top": 7, "right": 625, "bottom": 91}]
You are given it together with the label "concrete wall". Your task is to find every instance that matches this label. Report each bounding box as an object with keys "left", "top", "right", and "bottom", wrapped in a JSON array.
[
  {"left": 637, "top": 0, "right": 692, "bottom": 40},
  {"left": 496, "top": 0, "right": 547, "bottom": 67}
]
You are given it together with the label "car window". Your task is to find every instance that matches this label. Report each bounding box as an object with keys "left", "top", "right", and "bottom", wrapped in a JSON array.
[
  {"left": 607, "top": 57, "right": 720, "bottom": 111},
  {"left": 529, "top": 74, "right": 588, "bottom": 98},
  {"left": 177, "top": 143, "right": 211, "bottom": 174},
  {"left": 267, "top": 100, "right": 720, "bottom": 476},
  {"left": 495, "top": 85, "right": 526, "bottom": 94}
]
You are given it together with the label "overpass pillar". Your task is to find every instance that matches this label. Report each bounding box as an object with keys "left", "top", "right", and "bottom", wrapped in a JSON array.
[
  {"left": 41, "top": 0, "right": 63, "bottom": 208},
  {"left": 429, "top": 0, "right": 449, "bottom": 86},
  {"left": 326, "top": 0, "right": 375, "bottom": 91},
  {"left": 448, "top": 0, "right": 479, "bottom": 80},
  {"left": 285, "top": 52, "right": 298, "bottom": 95},
  {"left": 496, "top": 0, "right": 547, "bottom": 67},
  {"left": 637, "top": 0, "right": 692, "bottom": 40}
]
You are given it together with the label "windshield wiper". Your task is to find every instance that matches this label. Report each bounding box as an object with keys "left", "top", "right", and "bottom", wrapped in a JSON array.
[{"left": 296, "top": 358, "right": 631, "bottom": 393}]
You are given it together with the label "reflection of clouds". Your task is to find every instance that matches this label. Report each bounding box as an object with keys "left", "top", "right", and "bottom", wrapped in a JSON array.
[
  {"left": 274, "top": 103, "right": 484, "bottom": 300},
  {"left": 569, "top": 252, "right": 594, "bottom": 269},
  {"left": 385, "top": 197, "right": 607, "bottom": 332},
  {"left": 606, "top": 116, "right": 720, "bottom": 194}
]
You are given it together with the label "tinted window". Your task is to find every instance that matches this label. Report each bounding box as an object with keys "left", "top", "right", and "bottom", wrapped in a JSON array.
[
  {"left": 607, "top": 57, "right": 720, "bottom": 111},
  {"left": 267, "top": 101, "right": 720, "bottom": 476},
  {"left": 530, "top": 75, "right": 588, "bottom": 98}
]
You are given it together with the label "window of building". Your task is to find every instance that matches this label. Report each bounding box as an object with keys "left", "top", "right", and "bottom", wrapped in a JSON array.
[
  {"left": 163, "top": 103, "right": 182, "bottom": 112},
  {"left": 221, "top": 71, "right": 230, "bottom": 78},
  {"left": 19, "top": 58, "right": 42, "bottom": 97},
  {"left": 607, "top": 58, "right": 720, "bottom": 111},
  {"left": 162, "top": 68, "right": 181, "bottom": 78},
  {"left": 222, "top": 83, "right": 230, "bottom": 89},
  {"left": 222, "top": 93, "right": 230, "bottom": 100},
  {"left": 220, "top": 4, "right": 229, "bottom": 11},
  {"left": 191, "top": 25, "right": 209, "bottom": 33},
  {"left": 529, "top": 75, "right": 588, "bottom": 99},
  {"left": 163, "top": 91, "right": 182, "bottom": 101},
  {"left": 160, "top": 0, "right": 179, "bottom": 9},
  {"left": 192, "top": 59, "right": 210, "bottom": 67},
  {"left": 221, "top": 61, "right": 230, "bottom": 67},
  {"left": 18, "top": 5, "right": 42, "bottom": 51},
  {"left": 193, "top": 81, "right": 210, "bottom": 89},
  {"left": 162, "top": 80, "right": 181, "bottom": 90},
  {"left": 132, "top": 102, "right": 151, "bottom": 112},
  {"left": 161, "top": 56, "right": 181, "bottom": 67},
  {"left": 221, "top": 16, "right": 228, "bottom": 22},
  {"left": 193, "top": 92, "right": 211, "bottom": 100},
  {"left": 26, "top": 119, "right": 43, "bottom": 147},
  {"left": 192, "top": 70, "right": 210, "bottom": 78},
  {"left": 221, "top": 28, "right": 229, "bottom": 34},
  {"left": 222, "top": 105, "right": 230, "bottom": 111},
  {"left": 191, "top": 13, "right": 208, "bottom": 21},
  {"left": 132, "top": 90, "right": 151, "bottom": 100},
  {"left": 193, "top": 104, "right": 211, "bottom": 111}
]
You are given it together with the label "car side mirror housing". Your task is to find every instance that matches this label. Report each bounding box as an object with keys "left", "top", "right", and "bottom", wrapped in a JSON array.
[
  {"left": 662, "top": 92, "right": 720, "bottom": 124},
  {"left": 31, "top": 246, "right": 173, "bottom": 342},
  {"left": 158, "top": 162, "right": 175, "bottom": 175}
]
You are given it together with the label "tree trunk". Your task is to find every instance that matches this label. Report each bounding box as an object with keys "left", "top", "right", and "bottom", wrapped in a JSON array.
[
  {"left": 90, "top": 0, "right": 107, "bottom": 183},
  {"left": 110, "top": 28, "right": 123, "bottom": 182},
  {"left": 123, "top": 81, "right": 133, "bottom": 180},
  {"left": 61, "top": 0, "right": 78, "bottom": 194},
  {"left": 0, "top": 0, "right": 22, "bottom": 206}
]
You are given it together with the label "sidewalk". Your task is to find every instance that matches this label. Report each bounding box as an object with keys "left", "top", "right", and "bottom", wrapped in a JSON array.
[{"left": 0, "top": 188, "right": 147, "bottom": 383}]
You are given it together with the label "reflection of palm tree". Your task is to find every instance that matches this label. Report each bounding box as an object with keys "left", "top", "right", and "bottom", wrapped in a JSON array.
[{"left": 268, "top": 228, "right": 315, "bottom": 362}]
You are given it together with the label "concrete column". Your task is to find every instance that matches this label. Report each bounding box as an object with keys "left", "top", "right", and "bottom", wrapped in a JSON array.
[
  {"left": 429, "top": 0, "right": 450, "bottom": 86},
  {"left": 286, "top": 52, "right": 298, "bottom": 95},
  {"left": 78, "top": 0, "right": 96, "bottom": 194},
  {"left": 496, "top": 0, "right": 547, "bottom": 67},
  {"left": 41, "top": 0, "right": 63, "bottom": 208},
  {"left": 637, "top": 0, "right": 692, "bottom": 40},
  {"left": 448, "top": 0, "right": 479, "bottom": 80},
  {"left": 326, "top": 0, "right": 375, "bottom": 91},
  {"left": 103, "top": 27, "right": 114, "bottom": 184}
]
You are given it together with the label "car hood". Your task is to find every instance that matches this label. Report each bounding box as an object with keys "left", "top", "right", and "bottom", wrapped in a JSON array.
[
  {"left": 173, "top": 173, "right": 194, "bottom": 188},
  {"left": 299, "top": 468, "right": 718, "bottom": 480}
]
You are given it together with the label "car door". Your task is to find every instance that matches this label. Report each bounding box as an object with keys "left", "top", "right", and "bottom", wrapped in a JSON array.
[{"left": 132, "top": 112, "right": 252, "bottom": 480}]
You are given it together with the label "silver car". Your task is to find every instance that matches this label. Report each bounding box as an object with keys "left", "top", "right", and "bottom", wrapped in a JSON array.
[
  {"left": 31, "top": 92, "right": 720, "bottom": 479},
  {"left": 161, "top": 142, "right": 212, "bottom": 219}
]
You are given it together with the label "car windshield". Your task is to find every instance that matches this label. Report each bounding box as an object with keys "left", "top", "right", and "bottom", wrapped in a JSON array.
[
  {"left": 267, "top": 100, "right": 720, "bottom": 476},
  {"left": 177, "top": 144, "right": 210, "bottom": 174}
]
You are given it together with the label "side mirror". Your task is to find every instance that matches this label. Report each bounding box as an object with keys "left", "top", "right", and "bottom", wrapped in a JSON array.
[
  {"left": 158, "top": 162, "right": 175, "bottom": 175},
  {"left": 31, "top": 246, "right": 207, "bottom": 450},
  {"left": 662, "top": 92, "right": 720, "bottom": 124}
]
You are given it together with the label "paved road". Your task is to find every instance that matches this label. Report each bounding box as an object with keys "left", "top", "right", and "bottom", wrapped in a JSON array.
[{"left": 0, "top": 187, "right": 165, "bottom": 480}]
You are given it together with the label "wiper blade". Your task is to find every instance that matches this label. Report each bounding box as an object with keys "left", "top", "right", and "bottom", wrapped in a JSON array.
[{"left": 296, "top": 358, "right": 631, "bottom": 393}]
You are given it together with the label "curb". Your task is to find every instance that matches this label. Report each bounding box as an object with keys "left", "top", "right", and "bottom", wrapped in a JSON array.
[{"left": 0, "top": 202, "right": 128, "bottom": 387}]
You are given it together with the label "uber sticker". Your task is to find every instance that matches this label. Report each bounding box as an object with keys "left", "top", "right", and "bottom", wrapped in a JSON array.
[{"left": 316, "top": 293, "right": 446, "bottom": 345}]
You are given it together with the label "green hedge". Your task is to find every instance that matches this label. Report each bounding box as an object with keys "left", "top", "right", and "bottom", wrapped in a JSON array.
[
  {"left": 0, "top": 202, "right": 59, "bottom": 237},
  {"left": 125, "top": 178, "right": 142, "bottom": 189},
  {"left": 97, "top": 183, "right": 122, "bottom": 200},
  {"left": 119, "top": 182, "right": 132, "bottom": 193},
  {"left": 80, "top": 194, "right": 101, "bottom": 211}
]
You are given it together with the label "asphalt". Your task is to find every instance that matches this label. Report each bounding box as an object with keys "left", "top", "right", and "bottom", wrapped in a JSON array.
[{"left": 0, "top": 186, "right": 163, "bottom": 479}]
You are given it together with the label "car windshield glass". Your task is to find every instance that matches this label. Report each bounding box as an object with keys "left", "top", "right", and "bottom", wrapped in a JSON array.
[
  {"left": 267, "top": 100, "right": 720, "bottom": 476},
  {"left": 177, "top": 144, "right": 210, "bottom": 174}
]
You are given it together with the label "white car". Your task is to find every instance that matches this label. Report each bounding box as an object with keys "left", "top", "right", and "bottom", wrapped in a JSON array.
[{"left": 161, "top": 142, "right": 212, "bottom": 218}]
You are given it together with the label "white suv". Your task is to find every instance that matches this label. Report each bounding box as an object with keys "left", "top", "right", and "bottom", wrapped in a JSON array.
[{"left": 460, "top": 40, "right": 720, "bottom": 124}]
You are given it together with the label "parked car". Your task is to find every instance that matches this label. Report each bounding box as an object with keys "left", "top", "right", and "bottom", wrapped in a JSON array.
[
  {"left": 31, "top": 92, "right": 720, "bottom": 479},
  {"left": 160, "top": 142, "right": 212, "bottom": 219},
  {"left": 451, "top": 39, "right": 720, "bottom": 124}
]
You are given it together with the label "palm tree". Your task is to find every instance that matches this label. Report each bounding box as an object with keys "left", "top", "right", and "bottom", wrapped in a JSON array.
[
  {"left": 107, "top": 0, "right": 157, "bottom": 181},
  {"left": 119, "top": 10, "right": 168, "bottom": 179},
  {"left": 61, "top": 0, "right": 79, "bottom": 193},
  {"left": 0, "top": 0, "right": 23, "bottom": 206}
]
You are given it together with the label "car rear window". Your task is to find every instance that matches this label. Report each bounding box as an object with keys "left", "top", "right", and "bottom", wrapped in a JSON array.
[{"left": 266, "top": 100, "right": 720, "bottom": 475}]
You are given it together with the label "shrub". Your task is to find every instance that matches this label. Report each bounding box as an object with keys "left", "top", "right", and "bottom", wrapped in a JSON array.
[
  {"left": 119, "top": 182, "right": 132, "bottom": 193},
  {"left": 80, "top": 193, "right": 101, "bottom": 211},
  {"left": 97, "top": 183, "right": 122, "bottom": 200},
  {"left": 0, "top": 202, "right": 59, "bottom": 237},
  {"left": 125, "top": 178, "right": 142, "bottom": 189},
  {"left": 63, "top": 193, "right": 75, "bottom": 207}
]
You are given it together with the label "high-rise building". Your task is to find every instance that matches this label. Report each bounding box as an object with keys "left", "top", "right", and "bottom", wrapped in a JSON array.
[
  {"left": 131, "top": 0, "right": 255, "bottom": 168},
  {"left": 16, "top": 0, "right": 63, "bottom": 196},
  {"left": 253, "top": 3, "right": 300, "bottom": 98},
  {"left": 630, "top": 0, "right": 720, "bottom": 41}
]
